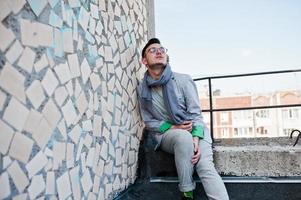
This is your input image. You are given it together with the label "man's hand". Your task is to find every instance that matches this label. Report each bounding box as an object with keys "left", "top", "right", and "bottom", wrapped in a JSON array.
[
  {"left": 171, "top": 121, "right": 192, "bottom": 132},
  {"left": 191, "top": 137, "right": 200, "bottom": 165}
]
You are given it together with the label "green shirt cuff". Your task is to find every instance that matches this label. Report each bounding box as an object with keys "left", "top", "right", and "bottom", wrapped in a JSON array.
[
  {"left": 159, "top": 121, "right": 172, "bottom": 133},
  {"left": 191, "top": 125, "right": 204, "bottom": 138}
]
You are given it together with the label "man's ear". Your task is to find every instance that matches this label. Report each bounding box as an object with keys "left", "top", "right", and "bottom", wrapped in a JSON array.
[{"left": 142, "top": 57, "right": 148, "bottom": 65}]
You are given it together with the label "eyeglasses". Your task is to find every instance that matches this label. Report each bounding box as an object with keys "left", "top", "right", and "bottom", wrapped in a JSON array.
[{"left": 147, "top": 47, "right": 168, "bottom": 54}]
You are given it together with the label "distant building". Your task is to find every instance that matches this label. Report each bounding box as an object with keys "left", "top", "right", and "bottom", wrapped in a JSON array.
[{"left": 200, "top": 90, "right": 301, "bottom": 138}]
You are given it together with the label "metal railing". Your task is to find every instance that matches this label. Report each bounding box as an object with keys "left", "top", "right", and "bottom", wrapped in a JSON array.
[{"left": 193, "top": 69, "right": 301, "bottom": 141}]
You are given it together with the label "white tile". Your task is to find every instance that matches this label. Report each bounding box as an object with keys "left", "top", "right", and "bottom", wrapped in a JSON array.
[
  {"left": 108, "top": 140, "right": 115, "bottom": 158},
  {"left": 0, "top": 120, "right": 14, "bottom": 155},
  {"left": 95, "top": 21, "right": 103, "bottom": 36},
  {"left": 19, "top": 19, "right": 36, "bottom": 47},
  {"left": 95, "top": 159, "right": 104, "bottom": 177},
  {"left": 34, "top": 53, "right": 49, "bottom": 72},
  {"left": 32, "top": 117, "right": 53, "bottom": 149},
  {"left": 41, "top": 68, "right": 59, "bottom": 96},
  {"left": 27, "top": 0, "right": 47, "bottom": 16},
  {"left": 44, "top": 147, "right": 53, "bottom": 157},
  {"left": 81, "top": 168, "right": 93, "bottom": 196},
  {"left": 3, "top": 97, "right": 29, "bottom": 131},
  {"left": 92, "top": 143, "right": 100, "bottom": 174},
  {"left": 23, "top": 109, "right": 42, "bottom": 133},
  {"left": 69, "top": 166, "right": 81, "bottom": 199},
  {"left": 12, "top": 193, "right": 28, "bottom": 200},
  {"left": 46, "top": 171, "right": 55, "bottom": 195},
  {"left": 62, "top": 99, "right": 77, "bottom": 126},
  {"left": 8, "top": 132, "right": 33, "bottom": 163},
  {"left": 53, "top": 142, "right": 66, "bottom": 170},
  {"left": 6, "top": 39, "right": 23, "bottom": 64},
  {"left": 53, "top": 28, "right": 63, "bottom": 57},
  {"left": 74, "top": 79, "right": 81, "bottom": 98},
  {"left": 76, "top": 91, "right": 88, "bottom": 116},
  {"left": 7, "top": 161, "right": 29, "bottom": 193},
  {"left": 88, "top": 192, "right": 97, "bottom": 200},
  {"left": 44, "top": 158, "right": 53, "bottom": 171},
  {"left": 100, "top": 142, "right": 108, "bottom": 160},
  {"left": 82, "top": 120, "right": 92, "bottom": 132},
  {"left": 90, "top": 3, "right": 99, "bottom": 19},
  {"left": 80, "top": 58, "right": 91, "bottom": 84},
  {"left": 0, "top": 90, "right": 6, "bottom": 111},
  {"left": 92, "top": 175, "right": 100, "bottom": 194},
  {"left": 0, "top": 0, "right": 12, "bottom": 21},
  {"left": 0, "top": 23, "right": 15, "bottom": 51},
  {"left": 80, "top": 153, "right": 86, "bottom": 173},
  {"left": 35, "top": 22, "right": 54, "bottom": 47},
  {"left": 65, "top": 7, "right": 75, "bottom": 27},
  {"left": 113, "top": 176, "right": 121, "bottom": 191},
  {"left": 26, "top": 151, "right": 48, "bottom": 178},
  {"left": 66, "top": 143, "right": 74, "bottom": 168},
  {"left": 73, "top": 17, "right": 78, "bottom": 41},
  {"left": 89, "top": 73, "right": 101, "bottom": 91},
  {"left": 89, "top": 17, "right": 96, "bottom": 35},
  {"left": 68, "top": 124, "right": 81, "bottom": 144},
  {"left": 0, "top": 62, "right": 26, "bottom": 102},
  {"left": 57, "top": 119, "right": 67, "bottom": 140},
  {"left": 62, "top": 28, "right": 73, "bottom": 53},
  {"left": 3, "top": 155, "right": 12, "bottom": 169},
  {"left": 54, "top": 62, "right": 71, "bottom": 84},
  {"left": 75, "top": 138, "right": 84, "bottom": 161},
  {"left": 57, "top": 171, "right": 72, "bottom": 200},
  {"left": 104, "top": 46, "right": 113, "bottom": 62},
  {"left": 105, "top": 183, "right": 112, "bottom": 199},
  {"left": 0, "top": 172, "right": 10, "bottom": 199},
  {"left": 78, "top": 6, "right": 90, "bottom": 31},
  {"left": 46, "top": 49, "right": 55, "bottom": 68},
  {"left": 93, "top": 93, "right": 99, "bottom": 111},
  {"left": 17, "top": 47, "right": 35, "bottom": 73},
  {"left": 86, "top": 147, "right": 95, "bottom": 167},
  {"left": 83, "top": 134, "right": 92, "bottom": 148},
  {"left": 25, "top": 80, "right": 45, "bottom": 109},
  {"left": 68, "top": 0, "right": 80, "bottom": 8},
  {"left": 109, "top": 34, "right": 118, "bottom": 53},
  {"left": 114, "top": 4, "right": 121, "bottom": 17},
  {"left": 77, "top": 35, "right": 83, "bottom": 51},
  {"left": 27, "top": 175, "right": 45, "bottom": 199},
  {"left": 54, "top": 86, "right": 68, "bottom": 106},
  {"left": 115, "top": 148, "right": 122, "bottom": 166},
  {"left": 102, "top": 110, "right": 113, "bottom": 129},
  {"left": 99, "top": 0, "right": 106, "bottom": 11},
  {"left": 9, "top": 0, "right": 26, "bottom": 14},
  {"left": 42, "top": 99, "right": 62, "bottom": 129}
]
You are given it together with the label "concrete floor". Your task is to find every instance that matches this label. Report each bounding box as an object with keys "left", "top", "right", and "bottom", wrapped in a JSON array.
[{"left": 115, "top": 180, "right": 301, "bottom": 200}]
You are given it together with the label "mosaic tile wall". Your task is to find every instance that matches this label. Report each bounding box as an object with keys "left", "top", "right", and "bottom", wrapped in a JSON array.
[{"left": 0, "top": 0, "right": 149, "bottom": 199}]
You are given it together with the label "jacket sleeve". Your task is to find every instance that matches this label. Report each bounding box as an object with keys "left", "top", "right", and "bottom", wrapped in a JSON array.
[{"left": 182, "top": 75, "right": 206, "bottom": 138}]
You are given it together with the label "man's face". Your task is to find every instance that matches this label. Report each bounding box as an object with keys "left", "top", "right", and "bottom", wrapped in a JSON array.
[{"left": 142, "top": 43, "right": 168, "bottom": 80}]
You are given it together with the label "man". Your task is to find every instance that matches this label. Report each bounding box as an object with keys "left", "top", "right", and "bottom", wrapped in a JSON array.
[{"left": 137, "top": 38, "right": 229, "bottom": 200}]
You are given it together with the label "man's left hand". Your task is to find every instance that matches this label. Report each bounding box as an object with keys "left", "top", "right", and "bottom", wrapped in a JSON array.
[{"left": 191, "top": 137, "right": 201, "bottom": 165}]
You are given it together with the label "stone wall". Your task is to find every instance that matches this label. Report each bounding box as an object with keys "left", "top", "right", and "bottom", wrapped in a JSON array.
[{"left": 0, "top": 0, "right": 152, "bottom": 199}]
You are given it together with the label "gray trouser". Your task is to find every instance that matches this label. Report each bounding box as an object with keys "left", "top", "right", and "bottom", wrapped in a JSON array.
[{"left": 160, "top": 129, "right": 229, "bottom": 200}]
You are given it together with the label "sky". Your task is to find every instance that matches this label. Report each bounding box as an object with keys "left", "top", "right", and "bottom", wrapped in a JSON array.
[{"left": 154, "top": 0, "right": 301, "bottom": 78}]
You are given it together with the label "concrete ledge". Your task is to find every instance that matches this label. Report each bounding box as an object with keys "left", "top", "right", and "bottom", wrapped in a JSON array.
[
  {"left": 138, "top": 132, "right": 301, "bottom": 178},
  {"left": 213, "top": 137, "right": 301, "bottom": 177}
]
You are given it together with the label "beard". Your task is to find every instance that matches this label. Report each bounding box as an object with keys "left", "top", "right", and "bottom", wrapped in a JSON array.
[{"left": 148, "top": 63, "right": 166, "bottom": 70}]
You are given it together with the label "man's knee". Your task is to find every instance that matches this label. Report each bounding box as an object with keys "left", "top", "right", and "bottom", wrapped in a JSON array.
[{"left": 174, "top": 131, "right": 193, "bottom": 155}]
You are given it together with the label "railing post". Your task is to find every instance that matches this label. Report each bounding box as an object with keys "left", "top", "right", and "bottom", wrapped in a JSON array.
[{"left": 208, "top": 78, "right": 214, "bottom": 142}]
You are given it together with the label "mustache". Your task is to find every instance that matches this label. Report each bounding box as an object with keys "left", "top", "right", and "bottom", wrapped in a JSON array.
[{"left": 148, "top": 63, "right": 165, "bottom": 70}]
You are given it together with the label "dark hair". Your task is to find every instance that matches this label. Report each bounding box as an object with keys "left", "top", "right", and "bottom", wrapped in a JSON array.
[{"left": 142, "top": 38, "right": 161, "bottom": 58}]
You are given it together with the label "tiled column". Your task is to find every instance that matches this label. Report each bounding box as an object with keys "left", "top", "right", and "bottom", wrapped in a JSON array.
[{"left": 0, "top": 0, "right": 153, "bottom": 199}]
